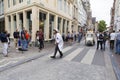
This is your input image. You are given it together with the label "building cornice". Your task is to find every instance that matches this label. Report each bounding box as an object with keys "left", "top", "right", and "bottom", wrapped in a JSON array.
[{"left": 4, "top": 2, "right": 72, "bottom": 21}]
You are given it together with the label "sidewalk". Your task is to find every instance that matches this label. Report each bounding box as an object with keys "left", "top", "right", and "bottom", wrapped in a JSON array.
[
  {"left": 0, "top": 41, "right": 75, "bottom": 72},
  {"left": 0, "top": 41, "right": 56, "bottom": 71}
]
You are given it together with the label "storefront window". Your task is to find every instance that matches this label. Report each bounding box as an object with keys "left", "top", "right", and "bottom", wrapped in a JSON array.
[{"left": 49, "top": 14, "right": 54, "bottom": 39}]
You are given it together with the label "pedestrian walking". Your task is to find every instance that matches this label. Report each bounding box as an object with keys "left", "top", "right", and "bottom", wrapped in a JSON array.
[
  {"left": 0, "top": 31, "right": 9, "bottom": 57},
  {"left": 25, "top": 30, "right": 30, "bottom": 48},
  {"left": 103, "top": 32, "right": 108, "bottom": 50},
  {"left": 19, "top": 28, "right": 28, "bottom": 51},
  {"left": 73, "top": 31, "right": 77, "bottom": 42},
  {"left": 115, "top": 29, "right": 120, "bottom": 54},
  {"left": 66, "top": 31, "right": 70, "bottom": 42},
  {"left": 96, "top": 32, "right": 104, "bottom": 50},
  {"left": 38, "top": 28, "right": 44, "bottom": 50},
  {"left": 78, "top": 31, "right": 82, "bottom": 43},
  {"left": 51, "top": 28, "right": 63, "bottom": 58},
  {"left": 13, "top": 29, "right": 19, "bottom": 49},
  {"left": 109, "top": 30, "right": 116, "bottom": 50},
  {"left": 35, "top": 31, "right": 39, "bottom": 47}
]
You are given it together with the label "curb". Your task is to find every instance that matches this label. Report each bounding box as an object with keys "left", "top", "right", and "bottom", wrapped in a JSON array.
[{"left": 0, "top": 52, "right": 47, "bottom": 72}]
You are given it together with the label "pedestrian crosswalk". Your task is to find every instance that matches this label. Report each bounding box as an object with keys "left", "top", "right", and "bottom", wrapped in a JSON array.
[
  {"left": 63, "top": 48, "right": 84, "bottom": 61},
  {"left": 0, "top": 43, "right": 105, "bottom": 70},
  {"left": 81, "top": 49, "right": 96, "bottom": 65},
  {"left": 63, "top": 47, "right": 104, "bottom": 66},
  {"left": 47, "top": 45, "right": 104, "bottom": 66}
]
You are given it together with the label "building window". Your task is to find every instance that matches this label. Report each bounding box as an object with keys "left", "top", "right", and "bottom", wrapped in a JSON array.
[
  {"left": 64, "top": 0, "right": 66, "bottom": 12},
  {"left": 13, "top": 0, "right": 16, "bottom": 5},
  {"left": 8, "top": 0, "right": 10, "bottom": 8},
  {"left": 19, "top": 0, "right": 23, "bottom": 3},
  {"left": 1, "top": 0, "right": 3, "bottom": 14},
  {"left": 58, "top": 0, "right": 62, "bottom": 10},
  {"left": 68, "top": 3, "right": 70, "bottom": 15}
]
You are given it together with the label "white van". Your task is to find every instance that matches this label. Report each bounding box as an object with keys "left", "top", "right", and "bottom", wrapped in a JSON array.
[{"left": 85, "top": 32, "right": 95, "bottom": 46}]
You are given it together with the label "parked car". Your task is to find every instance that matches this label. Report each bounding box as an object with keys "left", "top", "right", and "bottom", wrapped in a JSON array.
[{"left": 85, "top": 32, "right": 95, "bottom": 46}]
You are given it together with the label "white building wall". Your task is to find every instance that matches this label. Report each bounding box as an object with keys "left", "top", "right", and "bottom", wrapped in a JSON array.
[
  {"left": 114, "top": 0, "right": 120, "bottom": 31},
  {"left": 0, "top": 0, "right": 4, "bottom": 16},
  {"left": 77, "top": 0, "right": 87, "bottom": 27},
  {"left": 4, "top": 0, "right": 74, "bottom": 41}
]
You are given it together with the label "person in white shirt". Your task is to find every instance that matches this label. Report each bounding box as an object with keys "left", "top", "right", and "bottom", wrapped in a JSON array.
[
  {"left": 51, "top": 28, "right": 63, "bottom": 58},
  {"left": 110, "top": 30, "right": 116, "bottom": 50}
]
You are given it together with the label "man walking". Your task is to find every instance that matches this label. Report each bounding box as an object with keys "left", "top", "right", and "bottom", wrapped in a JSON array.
[
  {"left": 96, "top": 32, "right": 104, "bottom": 50},
  {"left": 51, "top": 28, "right": 63, "bottom": 58},
  {"left": 115, "top": 29, "right": 120, "bottom": 54},
  {"left": 38, "top": 28, "right": 44, "bottom": 50},
  {"left": 110, "top": 30, "right": 116, "bottom": 50},
  {"left": 13, "top": 29, "right": 19, "bottom": 49}
]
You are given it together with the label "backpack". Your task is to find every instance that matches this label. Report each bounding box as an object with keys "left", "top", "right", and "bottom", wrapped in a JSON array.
[
  {"left": 99, "top": 34, "right": 103, "bottom": 40},
  {"left": 0, "top": 33, "right": 8, "bottom": 42}
]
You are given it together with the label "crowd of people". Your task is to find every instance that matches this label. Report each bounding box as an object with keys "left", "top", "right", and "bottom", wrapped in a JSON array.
[
  {"left": 62, "top": 31, "right": 83, "bottom": 43},
  {"left": 0, "top": 26, "right": 120, "bottom": 58},
  {"left": 0, "top": 28, "right": 83, "bottom": 57},
  {"left": 96, "top": 30, "right": 120, "bottom": 55},
  {"left": 0, "top": 28, "right": 32, "bottom": 57}
]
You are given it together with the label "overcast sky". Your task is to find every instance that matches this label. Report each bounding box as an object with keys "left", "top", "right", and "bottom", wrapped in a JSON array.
[{"left": 90, "top": 0, "right": 114, "bottom": 27}]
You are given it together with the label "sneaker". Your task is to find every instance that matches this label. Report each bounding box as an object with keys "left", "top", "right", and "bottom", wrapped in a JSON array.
[{"left": 50, "top": 56, "right": 56, "bottom": 58}]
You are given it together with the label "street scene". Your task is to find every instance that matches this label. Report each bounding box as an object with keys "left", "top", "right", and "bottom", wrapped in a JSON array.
[
  {"left": 0, "top": 0, "right": 120, "bottom": 80},
  {"left": 0, "top": 39, "right": 117, "bottom": 80}
]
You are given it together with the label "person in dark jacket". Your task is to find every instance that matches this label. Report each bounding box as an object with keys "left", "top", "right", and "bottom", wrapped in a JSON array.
[
  {"left": 0, "top": 31, "right": 8, "bottom": 57},
  {"left": 38, "top": 28, "right": 44, "bottom": 50},
  {"left": 13, "top": 29, "right": 19, "bottom": 49}
]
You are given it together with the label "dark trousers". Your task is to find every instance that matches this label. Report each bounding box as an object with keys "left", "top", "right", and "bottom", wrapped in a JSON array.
[
  {"left": 110, "top": 40, "right": 114, "bottom": 50},
  {"left": 103, "top": 40, "right": 106, "bottom": 50},
  {"left": 54, "top": 44, "right": 63, "bottom": 56},
  {"left": 116, "top": 40, "right": 120, "bottom": 54},
  {"left": 39, "top": 39, "right": 44, "bottom": 50},
  {"left": 97, "top": 41, "right": 103, "bottom": 50}
]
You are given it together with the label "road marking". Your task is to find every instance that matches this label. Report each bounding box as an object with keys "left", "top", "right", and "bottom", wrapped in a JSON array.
[
  {"left": 0, "top": 61, "right": 17, "bottom": 68},
  {"left": 81, "top": 49, "right": 96, "bottom": 65},
  {"left": 63, "top": 46, "right": 72, "bottom": 52},
  {"left": 48, "top": 46, "right": 73, "bottom": 57},
  {"left": 63, "top": 48, "right": 84, "bottom": 61}
]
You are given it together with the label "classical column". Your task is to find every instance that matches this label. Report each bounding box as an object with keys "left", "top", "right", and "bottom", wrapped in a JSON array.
[
  {"left": 23, "top": 11, "right": 27, "bottom": 30},
  {"left": 68, "top": 20, "right": 72, "bottom": 33},
  {"left": 16, "top": 0, "right": 19, "bottom": 4},
  {"left": 45, "top": 12, "right": 50, "bottom": 40},
  {"left": 16, "top": 13, "right": 20, "bottom": 30},
  {"left": 31, "top": 6, "right": 39, "bottom": 42},
  {"left": 10, "top": 15, "right": 14, "bottom": 38},
  {"left": 5, "top": 16, "right": 9, "bottom": 32},
  {"left": 54, "top": 15, "right": 58, "bottom": 29}
]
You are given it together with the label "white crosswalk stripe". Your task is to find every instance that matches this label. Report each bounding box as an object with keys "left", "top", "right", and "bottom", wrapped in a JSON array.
[
  {"left": 63, "top": 48, "right": 84, "bottom": 61},
  {"left": 81, "top": 49, "right": 96, "bottom": 65}
]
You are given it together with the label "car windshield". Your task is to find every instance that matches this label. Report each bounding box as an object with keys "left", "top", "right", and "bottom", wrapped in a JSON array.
[{"left": 87, "top": 34, "right": 93, "bottom": 37}]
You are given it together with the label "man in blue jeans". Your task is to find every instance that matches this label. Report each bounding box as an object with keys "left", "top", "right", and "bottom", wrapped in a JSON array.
[{"left": 116, "top": 29, "right": 120, "bottom": 54}]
